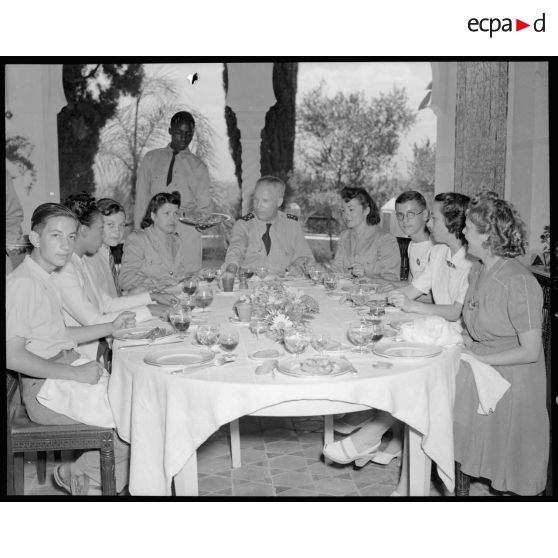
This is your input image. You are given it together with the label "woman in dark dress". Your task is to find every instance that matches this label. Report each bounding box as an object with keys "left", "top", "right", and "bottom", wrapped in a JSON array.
[{"left": 455, "top": 191, "right": 549, "bottom": 495}]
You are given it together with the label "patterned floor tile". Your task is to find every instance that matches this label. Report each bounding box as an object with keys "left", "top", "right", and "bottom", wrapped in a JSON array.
[
  {"left": 232, "top": 481, "right": 275, "bottom": 497},
  {"left": 231, "top": 464, "right": 271, "bottom": 482},
  {"left": 237, "top": 448, "right": 268, "bottom": 465},
  {"left": 358, "top": 483, "right": 395, "bottom": 497},
  {"left": 197, "top": 455, "right": 232, "bottom": 475},
  {"left": 271, "top": 471, "right": 314, "bottom": 488},
  {"left": 268, "top": 454, "right": 309, "bottom": 471},
  {"left": 307, "top": 460, "right": 352, "bottom": 477},
  {"left": 275, "top": 487, "right": 319, "bottom": 497},
  {"left": 240, "top": 433, "right": 267, "bottom": 449},
  {"left": 197, "top": 441, "right": 231, "bottom": 459},
  {"left": 259, "top": 417, "right": 296, "bottom": 430},
  {"left": 199, "top": 475, "right": 233, "bottom": 493},
  {"left": 265, "top": 440, "right": 304, "bottom": 455},
  {"left": 206, "top": 488, "right": 233, "bottom": 497},
  {"left": 313, "top": 477, "right": 361, "bottom": 496}
]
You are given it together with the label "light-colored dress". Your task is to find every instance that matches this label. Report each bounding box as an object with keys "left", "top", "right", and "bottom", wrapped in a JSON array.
[
  {"left": 333, "top": 225, "right": 400, "bottom": 281},
  {"left": 454, "top": 258, "right": 549, "bottom": 495}
]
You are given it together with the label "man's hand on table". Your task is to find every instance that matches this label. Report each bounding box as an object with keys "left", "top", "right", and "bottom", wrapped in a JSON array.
[
  {"left": 112, "top": 311, "right": 136, "bottom": 331},
  {"left": 388, "top": 290, "right": 417, "bottom": 313}
]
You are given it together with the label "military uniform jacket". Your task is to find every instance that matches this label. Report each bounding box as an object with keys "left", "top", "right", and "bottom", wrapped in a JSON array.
[{"left": 225, "top": 211, "right": 314, "bottom": 273}]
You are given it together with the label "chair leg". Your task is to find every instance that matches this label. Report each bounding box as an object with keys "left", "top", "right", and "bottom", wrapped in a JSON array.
[
  {"left": 323, "top": 415, "right": 334, "bottom": 465},
  {"left": 13, "top": 453, "right": 25, "bottom": 495},
  {"left": 100, "top": 431, "right": 116, "bottom": 496},
  {"left": 230, "top": 419, "right": 241, "bottom": 468},
  {"left": 37, "top": 451, "right": 47, "bottom": 485},
  {"left": 455, "top": 462, "right": 470, "bottom": 496}
]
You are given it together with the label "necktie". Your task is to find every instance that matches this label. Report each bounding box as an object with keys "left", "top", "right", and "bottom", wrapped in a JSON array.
[
  {"left": 109, "top": 250, "right": 121, "bottom": 295},
  {"left": 262, "top": 223, "right": 272, "bottom": 255},
  {"left": 166, "top": 150, "right": 179, "bottom": 186}
]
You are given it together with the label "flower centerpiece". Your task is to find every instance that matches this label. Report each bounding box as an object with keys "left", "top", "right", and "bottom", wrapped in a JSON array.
[{"left": 235, "top": 281, "right": 319, "bottom": 341}]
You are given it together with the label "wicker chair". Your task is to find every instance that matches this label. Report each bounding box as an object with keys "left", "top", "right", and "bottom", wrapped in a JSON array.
[{"left": 6, "top": 370, "right": 117, "bottom": 495}]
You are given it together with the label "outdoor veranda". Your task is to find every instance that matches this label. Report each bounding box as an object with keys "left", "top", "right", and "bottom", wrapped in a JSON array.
[{"left": 5, "top": 61, "right": 552, "bottom": 497}]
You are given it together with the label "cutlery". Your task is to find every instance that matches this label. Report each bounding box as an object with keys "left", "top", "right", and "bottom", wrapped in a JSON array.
[
  {"left": 170, "top": 355, "right": 237, "bottom": 374},
  {"left": 118, "top": 338, "right": 182, "bottom": 350}
]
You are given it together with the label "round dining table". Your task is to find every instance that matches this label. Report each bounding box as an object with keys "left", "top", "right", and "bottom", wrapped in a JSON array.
[{"left": 108, "top": 278, "right": 461, "bottom": 496}]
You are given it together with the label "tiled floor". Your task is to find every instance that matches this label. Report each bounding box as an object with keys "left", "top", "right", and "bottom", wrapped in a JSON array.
[{"left": 22, "top": 416, "right": 494, "bottom": 497}]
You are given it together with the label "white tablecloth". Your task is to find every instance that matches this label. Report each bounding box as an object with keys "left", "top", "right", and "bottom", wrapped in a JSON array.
[{"left": 108, "top": 280, "right": 461, "bottom": 495}]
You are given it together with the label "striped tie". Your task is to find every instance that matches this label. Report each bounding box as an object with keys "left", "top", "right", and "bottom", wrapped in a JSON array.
[{"left": 109, "top": 250, "right": 121, "bottom": 295}]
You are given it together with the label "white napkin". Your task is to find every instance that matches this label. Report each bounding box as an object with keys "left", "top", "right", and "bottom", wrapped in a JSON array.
[
  {"left": 399, "top": 316, "right": 462, "bottom": 346},
  {"left": 459, "top": 353, "right": 510, "bottom": 415},
  {"left": 36, "top": 357, "right": 115, "bottom": 428}
]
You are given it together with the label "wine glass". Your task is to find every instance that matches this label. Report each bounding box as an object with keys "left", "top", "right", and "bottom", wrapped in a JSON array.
[
  {"left": 369, "top": 301, "right": 386, "bottom": 320},
  {"left": 283, "top": 324, "right": 311, "bottom": 359},
  {"left": 311, "top": 331, "right": 330, "bottom": 355},
  {"left": 200, "top": 268, "right": 217, "bottom": 284},
  {"left": 195, "top": 284, "right": 214, "bottom": 313},
  {"left": 351, "top": 284, "right": 370, "bottom": 308},
  {"left": 183, "top": 275, "right": 199, "bottom": 296},
  {"left": 347, "top": 321, "right": 374, "bottom": 353},
  {"left": 323, "top": 273, "right": 338, "bottom": 294},
  {"left": 219, "top": 327, "right": 239, "bottom": 352},
  {"left": 196, "top": 324, "right": 220, "bottom": 348},
  {"left": 249, "top": 319, "right": 268, "bottom": 342},
  {"left": 255, "top": 265, "right": 268, "bottom": 280},
  {"left": 369, "top": 321, "right": 384, "bottom": 346},
  {"left": 168, "top": 302, "right": 191, "bottom": 339}
]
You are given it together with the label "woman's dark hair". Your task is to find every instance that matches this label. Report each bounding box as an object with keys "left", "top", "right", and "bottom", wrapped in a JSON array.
[
  {"left": 141, "top": 191, "right": 181, "bottom": 229},
  {"left": 395, "top": 190, "right": 427, "bottom": 211},
  {"left": 434, "top": 192, "right": 470, "bottom": 241},
  {"left": 340, "top": 187, "right": 381, "bottom": 226},
  {"left": 31, "top": 203, "right": 78, "bottom": 233},
  {"left": 63, "top": 193, "right": 101, "bottom": 227},
  {"left": 467, "top": 191, "right": 527, "bottom": 258},
  {"left": 97, "top": 198, "right": 125, "bottom": 217}
]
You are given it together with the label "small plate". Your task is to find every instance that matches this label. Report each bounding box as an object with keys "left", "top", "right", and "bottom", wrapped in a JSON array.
[
  {"left": 144, "top": 347, "right": 215, "bottom": 367},
  {"left": 321, "top": 339, "right": 352, "bottom": 354},
  {"left": 178, "top": 212, "right": 230, "bottom": 228},
  {"left": 113, "top": 325, "right": 174, "bottom": 341},
  {"left": 373, "top": 342, "right": 442, "bottom": 359},
  {"left": 277, "top": 356, "right": 353, "bottom": 378},
  {"left": 249, "top": 349, "right": 285, "bottom": 360}
]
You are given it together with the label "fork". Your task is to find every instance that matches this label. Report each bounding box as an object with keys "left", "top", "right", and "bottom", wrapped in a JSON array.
[
  {"left": 170, "top": 355, "right": 237, "bottom": 374},
  {"left": 119, "top": 337, "right": 181, "bottom": 350}
]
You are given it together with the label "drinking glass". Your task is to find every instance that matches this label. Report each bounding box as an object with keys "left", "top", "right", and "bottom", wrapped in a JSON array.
[
  {"left": 347, "top": 321, "right": 374, "bottom": 353},
  {"left": 255, "top": 266, "right": 268, "bottom": 280},
  {"left": 168, "top": 303, "right": 191, "bottom": 339},
  {"left": 369, "top": 301, "right": 386, "bottom": 319},
  {"left": 249, "top": 319, "right": 268, "bottom": 342},
  {"left": 311, "top": 331, "right": 330, "bottom": 355},
  {"left": 283, "top": 324, "right": 311, "bottom": 359},
  {"left": 241, "top": 268, "right": 255, "bottom": 280},
  {"left": 369, "top": 321, "right": 385, "bottom": 346},
  {"left": 196, "top": 324, "right": 220, "bottom": 348},
  {"left": 351, "top": 285, "right": 370, "bottom": 308},
  {"left": 195, "top": 284, "right": 214, "bottom": 313},
  {"left": 183, "top": 275, "right": 199, "bottom": 296},
  {"left": 219, "top": 327, "right": 239, "bottom": 352},
  {"left": 323, "top": 273, "right": 338, "bottom": 293},
  {"left": 200, "top": 268, "right": 217, "bottom": 284}
]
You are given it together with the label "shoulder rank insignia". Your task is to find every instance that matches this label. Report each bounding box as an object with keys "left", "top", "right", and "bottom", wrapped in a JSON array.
[
  {"left": 286, "top": 213, "right": 299, "bottom": 221},
  {"left": 240, "top": 212, "right": 255, "bottom": 221}
]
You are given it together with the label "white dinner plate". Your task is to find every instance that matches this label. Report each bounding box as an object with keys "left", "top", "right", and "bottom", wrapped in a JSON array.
[
  {"left": 113, "top": 324, "right": 174, "bottom": 341},
  {"left": 249, "top": 349, "right": 285, "bottom": 360},
  {"left": 373, "top": 342, "right": 442, "bottom": 359},
  {"left": 144, "top": 347, "right": 215, "bottom": 367},
  {"left": 277, "top": 356, "right": 353, "bottom": 378}
]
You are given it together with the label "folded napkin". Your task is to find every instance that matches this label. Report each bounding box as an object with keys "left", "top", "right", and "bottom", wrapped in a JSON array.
[
  {"left": 36, "top": 357, "right": 115, "bottom": 428},
  {"left": 459, "top": 353, "right": 510, "bottom": 415},
  {"left": 399, "top": 316, "right": 462, "bottom": 346}
]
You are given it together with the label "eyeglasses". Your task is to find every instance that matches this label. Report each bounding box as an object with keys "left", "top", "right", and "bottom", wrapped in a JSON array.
[{"left": 395, "top": 209, "right": 425, "bottom": 221}]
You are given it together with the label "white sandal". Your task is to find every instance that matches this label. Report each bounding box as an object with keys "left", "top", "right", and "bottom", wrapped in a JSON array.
[{"left": 323, "top": 437, "right": 381, "bottom": 467}]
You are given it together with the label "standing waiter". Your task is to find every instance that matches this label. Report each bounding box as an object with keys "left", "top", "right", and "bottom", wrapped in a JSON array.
[{"left": 133, "top": 111, "right": 211, "bottom": 273}]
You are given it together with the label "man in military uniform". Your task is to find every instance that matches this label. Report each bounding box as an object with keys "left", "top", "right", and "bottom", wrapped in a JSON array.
[{"left": 223, "top": 176, "right": 314, "bottom": 278}]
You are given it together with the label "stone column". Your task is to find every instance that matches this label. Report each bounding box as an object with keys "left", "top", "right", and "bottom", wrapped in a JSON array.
[
  {"left": 5, "top": 64, "right": 67, "bottom": 233},
  {"left": 225, "top": 63, "right": 276, "bottom": 214}
]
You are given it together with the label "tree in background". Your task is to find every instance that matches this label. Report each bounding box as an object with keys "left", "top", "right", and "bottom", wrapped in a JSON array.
[
  {"left": 406, "top": 139, "right": 436, "bottom": 200},
  {"left": 293, "top": 81, "right": 415, "bottom": 227},
  {"left": 57, "top": 64, "right": 144, "bottom": 201},
  {"left": 223, "top": 63, "right": 298, "bottom": 208},
  {"left": 5, "top": 135, "right": 37, "bottom": 195},
  {"left": 94, "top": 69, "right": 216, "bottom": 217}
]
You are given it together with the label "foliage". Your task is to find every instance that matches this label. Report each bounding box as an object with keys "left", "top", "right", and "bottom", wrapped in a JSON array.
[
  {"left": 237, "top": 281, "right": 319, "bottom": 341},
  {"left": 5, "top": 135, "right": 36, "bottom": 194},
  {"left": 94, "top": 69, "right": 216, "bottom": 215},
  {"left": 406, "top": 139, "right": 436, "bottom": 199},
  {"left": 296, "top": 81, "right": 416, "bottom": 192},
  {"left": 58, "top": 64, "right": 144, "bottom": 201}
]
